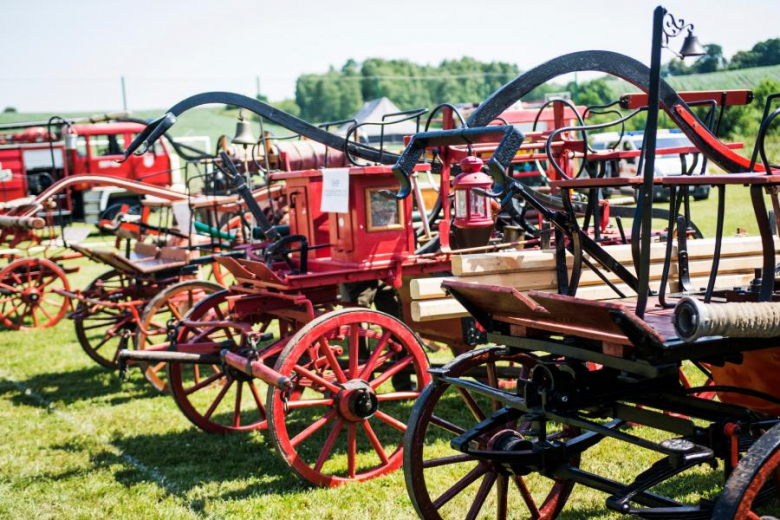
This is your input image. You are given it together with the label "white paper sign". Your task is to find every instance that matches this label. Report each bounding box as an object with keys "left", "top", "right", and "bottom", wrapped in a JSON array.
[
  {"left": 172, "top": 201, "right": 193, "bottom": 234},
  {"left": 320, "top": 168, "right": 350, "bottom": 214}
]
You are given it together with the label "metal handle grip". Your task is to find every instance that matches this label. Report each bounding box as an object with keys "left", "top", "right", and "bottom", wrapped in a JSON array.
[{"left": 388, "top": 125, "right": 525, "bottom": 199}]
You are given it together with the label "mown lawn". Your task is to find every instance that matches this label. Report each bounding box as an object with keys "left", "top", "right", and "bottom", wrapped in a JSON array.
[{"left": 2, "top": 160, "right": 780, "bottom": 519}]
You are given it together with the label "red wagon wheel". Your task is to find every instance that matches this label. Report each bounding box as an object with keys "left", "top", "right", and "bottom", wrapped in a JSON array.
[
  {"left": 134, "top": 280, "right": 223, "bottom": 393},
  {"left": 73, "top": 269, "right": 146, "bottom": 369},
  {"left": 266, "top": 308, "right": 430, "bottom": 487},
  {"left": 168, "top": 290, "right": 296, "bottom": 434},
  {"left": 0, "top": 258, "right": 70, "bottom": 330},
  {"left": 712, "top": 422, "right": 780, "bottom": 519},
  {"left": 403, "top": 346, "right": 579, "bottom": 520}
]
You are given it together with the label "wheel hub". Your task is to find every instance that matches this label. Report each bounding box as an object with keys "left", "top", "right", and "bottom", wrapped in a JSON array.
[
  {"left": 21, "top": 288, "right": 41, "bottom": 306},
  {"left": 336, "top": 380, "right": 378, "bottom": 422}
]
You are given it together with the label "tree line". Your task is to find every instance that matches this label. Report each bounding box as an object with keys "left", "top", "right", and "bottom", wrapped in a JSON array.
[{"left": 263, "top": 38, "right": 780, "bottom": 142}]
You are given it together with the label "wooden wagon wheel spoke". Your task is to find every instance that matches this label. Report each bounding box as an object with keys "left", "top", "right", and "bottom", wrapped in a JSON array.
[
  {"left": 361, "top": 420, "right": 389, "bottom": 465},
  {"left": 432, "top": 463, "right": 489, "bottom": 511},
  {"left": 348, "top": 326, "right": 360, "bottom": 379},
  {"left": 317, "top": 337, "right": 347, "bottom": 384},
  {"left": 37, "top": 304, "right": 54, "bottom": 322},
  {"left": 369, "top": 355, "right": 413, "bottom": 389},
  {"left": 423, "top": 453, "right": 476, "bottom": 469},
  {"left": 247, "top": 382, "right": 266, "bottom": 420},
  {"left": 285, "top": 398, "right": 334, "bottom": 409},
  {"left": 496, "top": 474, "right": 509, "bottom": 520},
  {"left": 314, "top": 419, "right": 344, "bottom": 473},
  {"left": 184, "top": 371, "right": 225, "bottom": 396},
  {"left": 293, "top": 364, "right": 341, "bottom": 394},
  {"left": 456, "top": 386, "right": 487, "bottom": 423},
  {"left": 373, "top": 410, "right": 406, "bottom": 432},
  {"left": 232, "top": 381, "right": 243, "bottom": 428},
  {"left": 358, "top": 330, "right": 392, "bottom": 380},
  {"left": 346, "top": 423, "right": 357, "bottom": 478},
  {"left": 291, "top": 410, "right": 336, "bottom": 448},
  {"left": 514, "top": 475, "right": 542, "bottom": 517},
  {"left": 429, "top": 415, "right": 467, "bottom": 436},
  {"left": 203, "top": 377, "right": 234, "bottom": 421},
  {"left": 464, "top": 471, "right": 497, "bottom": 520},
  {"left": 376, "top": 391, "right": 420, "bottom": 402}
]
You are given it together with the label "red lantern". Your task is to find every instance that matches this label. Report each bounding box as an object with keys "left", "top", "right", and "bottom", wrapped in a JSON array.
[{"left": 452, "top": 156, "right": 496, "bottom": 248}]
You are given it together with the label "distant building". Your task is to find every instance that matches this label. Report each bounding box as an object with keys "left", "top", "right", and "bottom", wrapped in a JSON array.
[{"left": 340, "top": 97, "right": 420, "bottom": 144}]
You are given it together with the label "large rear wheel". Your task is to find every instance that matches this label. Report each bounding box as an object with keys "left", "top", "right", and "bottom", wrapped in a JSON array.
[
  {"left": 712, "top": 422, "right": 780, "bottom": 519},
  {"left": 267, "top": 308, "right": 430, "bottom": 487},
  {"left": 73, "top": 269, "right": 146, "bottom": 369},
  {"left": 168, "top": 290, "right": 296, "bottom": 433},
  {"left": 134, "top": 280, "right": 223, "bottom": 392},
  {"left": 404, "top": 346, "right": 579, "bottom": 520}
]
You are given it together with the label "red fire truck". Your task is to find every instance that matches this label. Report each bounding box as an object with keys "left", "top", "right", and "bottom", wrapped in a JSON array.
[{"left": 0, "top": 117, "right": 180, "bottom": 223}]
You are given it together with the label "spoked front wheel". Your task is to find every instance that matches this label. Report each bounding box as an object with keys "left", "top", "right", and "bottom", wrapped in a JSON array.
[
  {"left": 404, "top": 346, "right": 579, "bottom": 520},
  {"left": 267, "top": 308, "right": 430, "bottom": 487},
  {"left": 73, "top": 269, "right": 146, "bottom": 369},
  {"left": 134, "top": 280, "right": 223, "bottom": 392},
  {"left": 0, "top": 258, "right": 70, "bottom": 330},
  {"left": 168, "top": 290, "right": 296, "bottom": 433}
]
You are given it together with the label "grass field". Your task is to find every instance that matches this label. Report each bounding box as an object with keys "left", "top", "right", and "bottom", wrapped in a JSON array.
[
  {"left": 1, "top": 110, "right": 780, "bottom": 519},
  {"left": 0, "top": 185, "right": 777, "bottom": 520}
]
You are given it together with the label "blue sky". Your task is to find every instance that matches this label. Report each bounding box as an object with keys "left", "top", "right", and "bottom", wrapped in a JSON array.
[{"left": 2, "top": 0, "right": 778, "bottom": 112}]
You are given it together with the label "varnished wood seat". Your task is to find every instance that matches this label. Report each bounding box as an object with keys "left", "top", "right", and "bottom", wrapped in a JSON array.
[{"left": 70, "top": 242, "right": 191, "bottom": 274}]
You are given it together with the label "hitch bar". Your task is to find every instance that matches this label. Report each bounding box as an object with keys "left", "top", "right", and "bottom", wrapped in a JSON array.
[{"left": 221, "top": 350, "right": 292, "bottom": 390}]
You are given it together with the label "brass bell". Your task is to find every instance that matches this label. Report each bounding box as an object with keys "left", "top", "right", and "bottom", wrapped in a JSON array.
[
  {"left": 679, "top": 31, "right": 705, "bottom": 58},
  {"left": 232, "top": 111, "right": 257, "bottom": 146}
]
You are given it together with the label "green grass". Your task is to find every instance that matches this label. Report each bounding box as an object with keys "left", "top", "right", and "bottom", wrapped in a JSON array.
[
  {"left": 605, "top": 64, "right": 780, "bottom": 95},
  {"left": 0, "top": 231, "right": 773, "bottom": 520}
]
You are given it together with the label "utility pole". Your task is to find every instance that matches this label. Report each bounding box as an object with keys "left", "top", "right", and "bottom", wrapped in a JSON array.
[
  {"left": 121, "top": 76, "right": 128, "bottom": 111},
  {"left": 256, "top": 76, "right": 261, "bottom": 99}
]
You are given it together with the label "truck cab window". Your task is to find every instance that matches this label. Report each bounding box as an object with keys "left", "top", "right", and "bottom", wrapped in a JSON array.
[
  {"left": 76, "top": 136, "right": 88, "bottom": 157},
  {"left": 90, "top": 134, "right": 125, "bottom": 157}
]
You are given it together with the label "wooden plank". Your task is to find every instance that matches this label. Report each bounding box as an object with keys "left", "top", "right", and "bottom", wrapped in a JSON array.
[
  {"left": 452, "top": 236, "right": 777, "bottom": 277},
  {"left": 413, "top": 254, "right": 765, "bottom": 300},
  {"left": 411, "top": 272, "right": 757, "bottom": 322}
]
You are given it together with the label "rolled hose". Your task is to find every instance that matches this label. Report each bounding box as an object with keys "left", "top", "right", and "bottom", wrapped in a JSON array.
[{"left": 674, "top": 296, "right": 780, "bottom": 343}]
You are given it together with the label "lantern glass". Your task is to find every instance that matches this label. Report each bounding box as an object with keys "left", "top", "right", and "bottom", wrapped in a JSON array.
[
  {"left": 455, "top": 189, "right": 468, "bottom": 218},
  {"left": 470, "top": 190, "right": 486, "bottom": 217}
]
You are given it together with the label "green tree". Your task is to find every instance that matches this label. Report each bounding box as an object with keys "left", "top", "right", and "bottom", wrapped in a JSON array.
[
  {"left": 693, "top": 44, "right": 726, "bottom": 74},
  {"left": 730, "top": 39, "right": 780, "bottom": 69}
]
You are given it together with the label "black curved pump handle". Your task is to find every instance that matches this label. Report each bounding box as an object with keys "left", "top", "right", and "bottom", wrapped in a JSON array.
[
  {"left": 387, "top": 125, "right": 525, "bottom": 199},
  {"left": 216, "top": 152, "right": 281, "bottom": 242},
  {"left": 120, "top": 113, "right": 177, "bottom": 162}
]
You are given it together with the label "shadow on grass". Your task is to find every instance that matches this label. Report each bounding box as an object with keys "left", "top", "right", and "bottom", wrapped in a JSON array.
[
  {"left": 96, "top": 427, "right": 308, "bottom": 503},
  {"left": 1, "top": 365, "right": 158, "bottom": 406}
]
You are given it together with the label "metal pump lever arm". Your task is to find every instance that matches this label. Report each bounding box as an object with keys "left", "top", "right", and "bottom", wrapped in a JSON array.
[
  {"left": 216, "top": 152, "right": 308, "bottom": 274},
  {"left": 388, "top": 125, "right": 525, "bottom": 199},
  {"left": 120, "top": 91, "right": 402, "bottom": 165},
  {"left": 215, "top": 152, "right": 281, "bottom": 242}
]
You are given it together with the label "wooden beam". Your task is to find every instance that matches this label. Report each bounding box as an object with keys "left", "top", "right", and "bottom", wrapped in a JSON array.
[
  {"left": 411, "top": 272, "right": 757, "bottom": 322},
  {"left": 452, "top": 236, "right": 777, "bottom": 277},
  {"left": 412, "top": 254, "right": 766, "bottom": 300}
]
